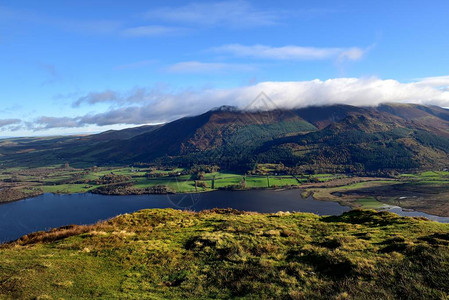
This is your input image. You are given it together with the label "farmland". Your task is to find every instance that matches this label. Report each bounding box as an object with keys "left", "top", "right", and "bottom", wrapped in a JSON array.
[{"left": 2, "top": 164, "right": 449, "bottom": 217}]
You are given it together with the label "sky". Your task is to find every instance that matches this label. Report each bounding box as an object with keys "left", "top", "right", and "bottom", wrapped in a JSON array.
[{"left": 1, "top": 0, "right": 449, "bottom": 136}]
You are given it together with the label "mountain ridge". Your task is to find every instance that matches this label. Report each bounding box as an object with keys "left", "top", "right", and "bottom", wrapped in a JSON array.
[{"left": 1, "top": 103, "right": 449, "bottom": 173}]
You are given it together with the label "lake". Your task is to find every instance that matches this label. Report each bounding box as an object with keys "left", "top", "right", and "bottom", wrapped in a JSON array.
[{"left": 0, "top": 189, "right": 448, "bottom": 243}]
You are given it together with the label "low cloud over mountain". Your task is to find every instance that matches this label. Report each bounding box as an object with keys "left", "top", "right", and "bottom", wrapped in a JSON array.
[{"left": 28, "top": 76, "right": 449, "bottom": 130}]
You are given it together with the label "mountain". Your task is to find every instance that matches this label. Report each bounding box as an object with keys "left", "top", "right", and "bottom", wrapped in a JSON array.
[
  {"left": 99, "top": 108, "right": 317, "bottom": 166},
  {"left": 1, "top": 103, "right": 449, "bottom": 173}
]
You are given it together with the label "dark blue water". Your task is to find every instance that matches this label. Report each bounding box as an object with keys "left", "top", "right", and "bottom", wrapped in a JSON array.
[
  {"left": 1, "top": 189, "right": 448, "bottom": 243},
  {"left": 0, "top": 189, "right": 350, "bottom": 243}
]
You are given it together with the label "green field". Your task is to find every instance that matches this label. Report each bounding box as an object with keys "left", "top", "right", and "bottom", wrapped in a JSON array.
[
  {"left": 40, "top": 184, "right": 94, "bottom": 194},
  {"left": 0, "top": 165, "right": 313, "bottom": 199},
  {"left": 355, "top": 197, "right": 390, "bottom": 209}
]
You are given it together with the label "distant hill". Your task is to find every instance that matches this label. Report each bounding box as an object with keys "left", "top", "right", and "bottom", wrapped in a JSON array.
[{"left": 1, "top": 103, "right": 449, "bottom": 173}]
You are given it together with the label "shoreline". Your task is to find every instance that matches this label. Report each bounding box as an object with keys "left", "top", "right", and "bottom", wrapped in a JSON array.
[
  {"left": 1, "top": 184, "right": 306, "bottom": 204},
  {"left": 4, "top": 178, "right": 449, "bottom": 220},
  {"left": 0, "top": 189, "right": 44, "bottom": 205}
]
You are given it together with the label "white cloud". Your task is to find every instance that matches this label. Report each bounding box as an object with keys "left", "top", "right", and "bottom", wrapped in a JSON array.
[
  {"left": 211, "top": 44, "right": 366, "bottom": 61},
  {"left": 236, "top": 77, "right": 449, "bottom": 108},
  {"left": 166, "top": 61, "right": 255, "bottom": 73},
  {"left": 120, "top": 25, "right": 186, "bottom": 37},
  {"left": 34, "top": 76, "right": 449, "bottom": 129},
  {"left": 145, "top": 0, "right": 278, "bottom": 28},
  {"left": 415, "top": 76, "right": 449, "bottom": 90}
]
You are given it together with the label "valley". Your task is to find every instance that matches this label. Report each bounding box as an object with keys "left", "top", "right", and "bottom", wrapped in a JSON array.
[
  {"left": 2, "top": 103, "right": 449, "bottom": 299},
  {"left": 2, "top": 103, "right": 449, "bottom": 213},
  {"left": 2, "top": 163, "right": 449, "bottom": 218},
  {"left": 4, "top": 3, "right": 449, "bottom": 298}
]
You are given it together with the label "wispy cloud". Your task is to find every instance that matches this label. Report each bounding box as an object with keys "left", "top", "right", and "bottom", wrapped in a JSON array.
[
  {"left": 33, "top": 117, "right": 79, "bottom": 129},
  {"left": 0, "top": 119, "right": 22, "bottom": 131},
  {"left": 73, "top": 90, "right": 120, "bottom": 107},
  {"left": 0, "top": 6, "right": 181, "bottom": 38},
  {"left": 144, "top": 0, "right": 279, "bottom": 28},
  {"left": 33, "top": 76, "right": 449, "bottom": 129},
  {"left": 0, "top": 104, "right": 22, "bottom": 114},
  {"left": 72, "top": 88, "right": 161, "bottom": 107},
  {"left": 115, "top": 60, "right": 156, "bottom": 70},
  {"left": 61, "top": 20, "right": 122, "bottom": 35},
  {"left": 0, "top": 119, "right": 21, "bottom": 128},
  {"left": 0, "top": 2, "right": 328, "bottom": 40},
  {"left": 0, "top": 6, "right": 121, "bottom": 35},
  {"left": 120, "top": 25, "right": 187, "bottom": 37},
  {"left": 211, "top": 44, "right": 366, "bottom": 61},
  {"left": 166, "top": 61, "right": 255, "bottom": 73}
]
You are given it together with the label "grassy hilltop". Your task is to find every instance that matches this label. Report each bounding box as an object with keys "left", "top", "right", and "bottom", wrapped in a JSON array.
[{"left": 1, "top": 209, "right": 449, "bottom": 299}]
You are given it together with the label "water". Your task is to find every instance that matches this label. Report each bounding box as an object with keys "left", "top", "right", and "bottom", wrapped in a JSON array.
[
  {"left": 0, "top": 189, "right": 349, "bottom": 243},
  {"left": 0, "top": 189, "right": 448, "bottom": 243},
  {"left": 382, "top": 206, "right": 449, "bottom": 223}
]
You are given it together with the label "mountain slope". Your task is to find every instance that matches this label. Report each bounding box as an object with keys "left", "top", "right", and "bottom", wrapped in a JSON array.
[
  {"left": 90, "top": 108, "right": 318, "bottom": 167},
  {"left": 1, "top": 103, "right": 449, "bottom": 172},
  {"left": 256, "top": 105, "right": 449, "bottom": 173}
]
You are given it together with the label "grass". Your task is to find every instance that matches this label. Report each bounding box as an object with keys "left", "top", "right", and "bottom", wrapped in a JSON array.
[
  {"left": 40, "top": 184, "right": 94, "bottom": 194},
  {"left": 214, "top": 176, "right": 242, "bottom": 188},
  {"left": 355, "top": 197, "right": 389, "bottom": 209},
  {"left": 400, "top": 171, "right": 449, "bottom": 181},
  {"left": 337, "top": 180, "right": 396, "bottom": 190},
  {"left": 308, "top": 179, "right": 399, "bottom": 199},
  {"left": 134, "top": 177, "right": 199, "bottom": 193},
  {"left": 1, "top": 209, "right": 449, "bottom": 299}
]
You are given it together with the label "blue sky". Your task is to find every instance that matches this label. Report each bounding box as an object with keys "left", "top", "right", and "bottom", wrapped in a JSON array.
[{"left": 1, "top": 0, "right": 449, "bottom": 136}]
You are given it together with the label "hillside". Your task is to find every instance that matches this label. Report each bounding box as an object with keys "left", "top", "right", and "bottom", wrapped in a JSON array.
[
  {"left": 1, "top": 103, "right": 449, "bottom": 173},
  {"left": 1, "top": 209, "right": 449, "bottom": 299}
]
